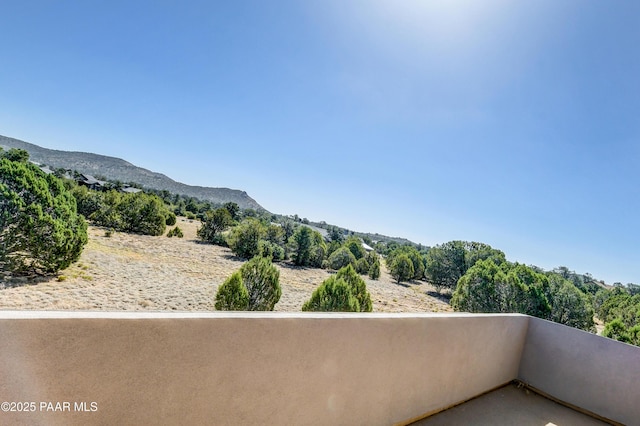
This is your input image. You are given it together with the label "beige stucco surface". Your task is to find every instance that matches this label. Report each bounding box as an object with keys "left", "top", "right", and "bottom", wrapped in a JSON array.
[
  {"left": 1, "top": 312, "right": 638, "bottom": 425},
  {"left": 0, "top": 312, "right": 527, "bottom": 426},
  {"left": 519, "top": 317, "right": 640, "bottom": 426},
  {"left": 412, "top": 383, "right": 611, "bottom": 426}
]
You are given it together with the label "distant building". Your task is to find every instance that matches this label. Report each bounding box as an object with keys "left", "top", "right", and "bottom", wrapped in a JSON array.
[
  {"left": 121, "top": 186, "right": 142, "bottom": 194},
  {"left": 361, "top": 241, "right": 374, "bottom": 252},
  {"left": 78, "top": 174, "right": 107, "bottom": 191}
]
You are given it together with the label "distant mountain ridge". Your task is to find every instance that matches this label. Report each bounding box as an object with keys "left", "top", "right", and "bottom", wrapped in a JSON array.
[{"left": 0, "top": 135, "right": 264, "bottom": 211}]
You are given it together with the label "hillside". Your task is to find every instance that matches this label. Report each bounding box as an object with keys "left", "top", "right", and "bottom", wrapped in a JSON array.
[
  {"left": 0, "top": 135, "right": 264, "bottom": 210},
  {"left": 0, "top": 219, "right": 451, "bottom": 313}
]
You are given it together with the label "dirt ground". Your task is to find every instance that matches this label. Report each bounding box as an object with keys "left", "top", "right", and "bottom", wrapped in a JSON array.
[{"left": 0, "top": 218, "right": 453, "bottom": 313}]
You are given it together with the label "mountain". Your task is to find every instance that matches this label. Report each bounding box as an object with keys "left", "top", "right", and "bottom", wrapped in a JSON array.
[{"left": 0, "top": 135, "right": 265, "bottom": 211}]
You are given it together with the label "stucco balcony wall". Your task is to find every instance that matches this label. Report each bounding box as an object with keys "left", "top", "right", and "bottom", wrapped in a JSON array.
[{"left": 0, "top": 312, "right": 637, "bottom": 425}]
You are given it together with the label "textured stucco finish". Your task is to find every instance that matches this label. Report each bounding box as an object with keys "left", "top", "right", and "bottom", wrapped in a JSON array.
[
  {"left": 518, "top": 317, "right": 640, "bottom": 426},
  {"left": 0, "top": 313, "right": 527, "bottom": 426}
]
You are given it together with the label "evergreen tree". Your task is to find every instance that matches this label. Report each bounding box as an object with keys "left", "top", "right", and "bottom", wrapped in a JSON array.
[
  {"left": 240, "top": 256, "right": 282, "bottom": 311},
  {"left": 214, "top": 256, "right": 281, "bottom": 311},
  {"left": 227, "top": 218, "right": 266, "bottom": 259},
  {"left": 335, "top": 264, "right": 372, "bottom": 312},
  {"left": 390, "top": 254, "right": 414, "bottom": 284},
  {"left": 215, "top": 271, "right": 249, "bottom": 310},
  {"left": 0, "top": 156, "right": 87, "bottom": 274},
  {"left": 198, "top": 207, "right": 234, "bottom": 245},
  {"left": 302, "top": 276, "right": 360, "bottom": 312},
  {"left": 328, "top": 246, "right": 356, "bottom": 270}
]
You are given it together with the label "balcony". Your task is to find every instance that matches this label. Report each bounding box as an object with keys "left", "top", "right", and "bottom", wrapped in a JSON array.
[{"left": 0, "top": 312, "right": 637, "bottom": 425}]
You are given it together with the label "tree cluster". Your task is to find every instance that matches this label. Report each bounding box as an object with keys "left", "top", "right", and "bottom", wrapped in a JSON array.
[
  {"left": 72, "top": 186, "right": 171, "bottom": 236},
  {"left": 425, "top": 241, "right": 505, "bottom": 292},
  {"left": 451, "top": 260, "right": 595, "bottom": 331},
  {"left": 596, "top": 286, "right": 640, "bottom": 346}
]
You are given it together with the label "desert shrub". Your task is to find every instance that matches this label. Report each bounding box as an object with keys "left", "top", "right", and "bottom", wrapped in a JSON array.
[
  {"left": 335, "top": 264, "right": 372, "bottom": 312},
  {"left": 198, "top": 207, "right": 233, "bottom": 245},
  {"left": 368, "top": 257, "right": 381, "bottom": 280},
  {"left": 290, "top": 226, "right": 327, "bottom": 267},
  {"left": 240, "top": 256, "right": 282, "bottom": 310},
  {"left": 215, "top": 271, "right": 249, "bottom": 310},
  {"left": 71, "top": 185, "right": 105, "bottom": 218},
  {"left": 89, "top": 191, "right": 168, "bottom": 236},
  {"left": 302, "top": 277, "right": 361, "bottom": 312},
  {"left": 355, "top": 257, "right": 370, "bottom": 275},
  {"left": 227, "top": 218, "right": 266, "bottom": 259},
  {"left": 0, "top": 156, "right": 88, "bottom": 275},
  {"left": 390, "top": 254, "right": 414, "bottom": 284},
  {"left": 328, "top": 247, "right": 356, "bottom": 270},
  {"left": 344, "top": 236, "right": 366, "bottom": 260},
  {"left": 165, "top": 211, "right": 177, "bottom": 226},
  {"left": 259, "top": 240, "right": 285, "bottom": 262},
  {"left": 167, "top": 226, "right": 184, "bottom": 238}
]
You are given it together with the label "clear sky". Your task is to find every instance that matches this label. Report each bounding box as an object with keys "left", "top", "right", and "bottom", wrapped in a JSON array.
[{"left": 1, "top": 1, "right": 638, "bottom": 284}]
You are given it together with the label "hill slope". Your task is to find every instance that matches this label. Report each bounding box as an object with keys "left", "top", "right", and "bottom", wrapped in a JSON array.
[{"left": 0, "top": 135, "right": 264, "bottom": 210}]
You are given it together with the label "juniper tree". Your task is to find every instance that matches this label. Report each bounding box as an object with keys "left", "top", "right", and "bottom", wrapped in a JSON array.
[{"left": 0, "top": 155, "right": 87, "bottom": 274}]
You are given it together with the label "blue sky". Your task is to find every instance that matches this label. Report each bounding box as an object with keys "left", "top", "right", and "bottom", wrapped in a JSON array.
[{"left": 1, "top": 1, "right": 638, "bottom": 284}]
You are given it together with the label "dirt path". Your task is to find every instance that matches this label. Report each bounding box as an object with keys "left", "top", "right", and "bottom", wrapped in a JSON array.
[{"left": 0, "top": 218, "right": 452, "bottom": 313}]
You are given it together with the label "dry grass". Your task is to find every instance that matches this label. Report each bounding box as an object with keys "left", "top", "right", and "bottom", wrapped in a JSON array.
[{"left": 0, "top": 218, "right": 452, "bottom": 313}]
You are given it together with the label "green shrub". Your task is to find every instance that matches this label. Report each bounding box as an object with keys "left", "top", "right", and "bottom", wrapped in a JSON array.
[
  {"left": 0, "top": 157, "right": 87, "bottom": 275},
  {"left": 335, "top": 264, "right": 372, "bottom": 312},
  {"left": 302, "top": 277, "right": 361, "bottom": 312},
  {"left": 165, "top": 211, "right": 177, "bottom": 226},
  {"left": 344, "top": 236, "right": 366, "bottom": 260},
  {"left": 240, "top": 256, "right": 282, "bottom": 311},
  {"left": 390, "top": 254, "right": 414, "bottom": 284},
  {"left": 328, "top": 247, "right": 356, "bottom": 270},
  {"left": 355, "top": 257, "right": 370, "bottom": 275},
  {"left": 368, "top": 257, "right": 381, "bottom": 280},
  {"left": 290, "top": 226, "right": 327, "bottom": 267},
  {"left": 215, "top": 271, "right": 249, "bottom": 310},
  {"left": 259, "top": 240, "right": 285, "bottom": 261},
  {"left": 197, "top": 208, "right": 233, "bottom": 245},
  {"left": 167, "top": 226, "right": 184, "bottom": 238},
  {"left": 215, "top": 257, "right": 282, "bottom": 311},
  {"left": 227, "top": 218, "right": 266, "bottom": 259},
  {"left": 302, "top": 264, "right": 372, "bottom": 312},
  {"left": 89, "top": 191, "right": 169, "bottom": 236}
]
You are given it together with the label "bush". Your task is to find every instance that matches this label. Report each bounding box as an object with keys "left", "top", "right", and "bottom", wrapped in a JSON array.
[
  {"left": 368, "top": 257, "right": 381, "bottom": 280},
  {"left": 302, "top": 265, "right": 373, "bottom": 312},
  {"left": 0, "top": 157, "right": 88, "bottom": 275},
  {"left": 167, "top": 226, "right": 184, "bottom": 238},
  {"left": 344, "top": 236, "right": 366, "bottom": 260},
  {"left": 302, "top": 276, "right": 361, "bottom": 312},
  {"left": 328, "top": 247, "right": 356, "bottom": 270},
  {"left": 390, "top": 254, "right": 414, "bottom": 284},
  {"left": 165, "top": 211, "right": 177, "bottom": 226},
  {"left": 240, "top": 256, "right": 282, "bottom": 311},
  {"left": 215, "top": 257, "right": 281, "bottom": 311},
  {"left": 89, "top": 191, "right": 169, "bottom": 236},
  {"left": 335, "top": 264, "right": 372, "bottom": 312},
  {"left": 290, "top": 226, "right": 327, "bottom": 267},
  {"left": 197, "top": 208, "right": 233, "bottom": 245},
  {"left": 259, "top": 240, "right": 285, "bottom": 262},
  {"left": 227, "top": 218, "right": 266, "bottom": 259},
  {"left": 215, "top": 271, "right": 249, "bottom": 310},
  {"left": 355, "top": 257, "right": 370, "bottom": 275}
]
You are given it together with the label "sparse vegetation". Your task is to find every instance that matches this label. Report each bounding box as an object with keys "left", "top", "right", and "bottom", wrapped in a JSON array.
[{"left": 167, "top": 226, "right": 184, "bottom": 238}]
